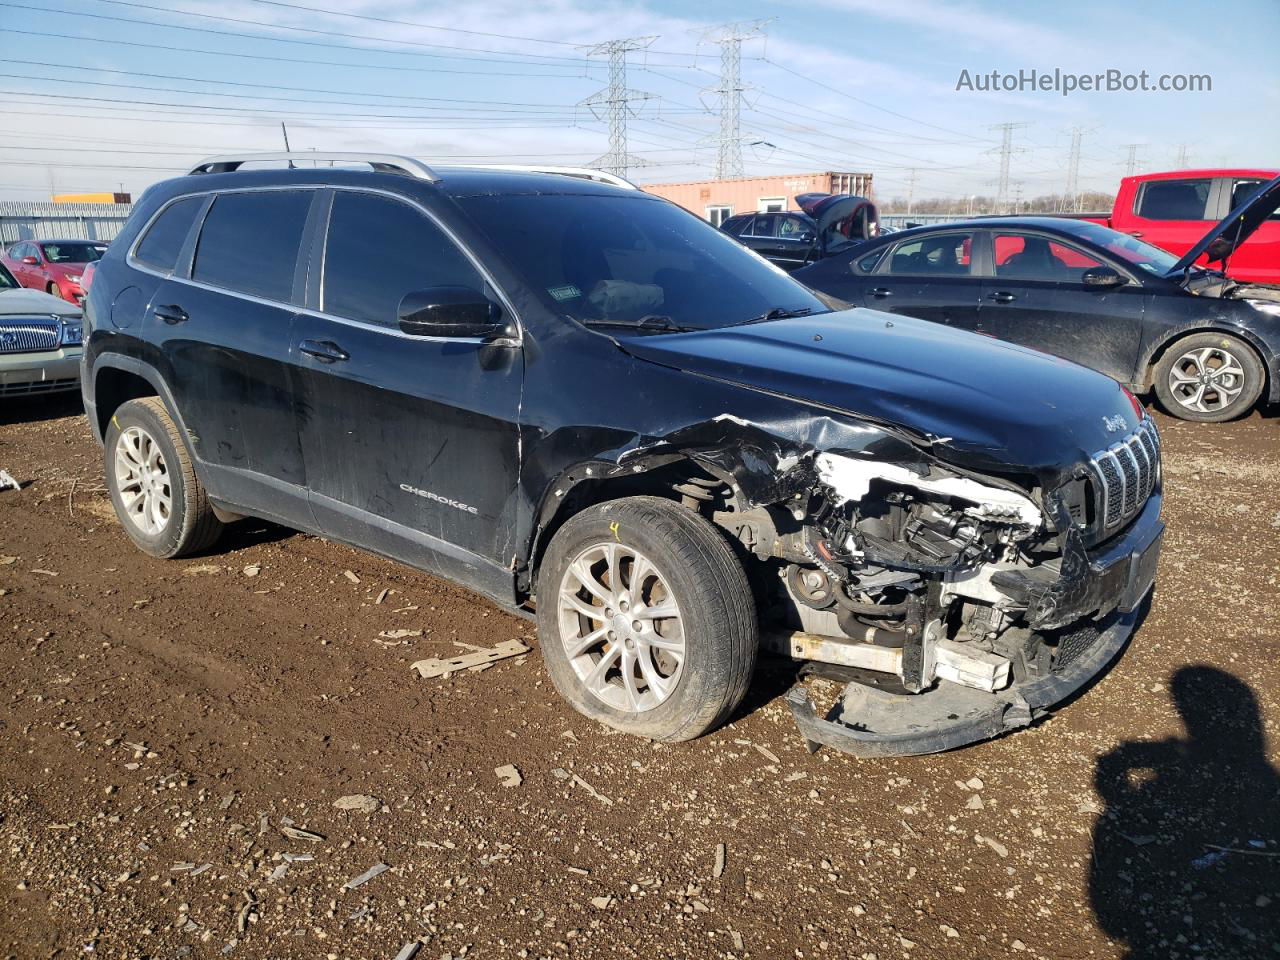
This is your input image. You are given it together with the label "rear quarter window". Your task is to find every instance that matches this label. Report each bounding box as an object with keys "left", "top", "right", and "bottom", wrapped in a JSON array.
[
  {"left": 192, "top": 191, "right": 312, "bottom": 302},
  {"left": 134, "top": 196, "right": 204, "bottom": 272}
]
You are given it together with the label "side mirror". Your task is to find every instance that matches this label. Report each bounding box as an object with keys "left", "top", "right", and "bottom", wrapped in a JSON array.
[
  {"left": 1082, "top": 266, "right": 1126, "bottom": 288},
  {"left": 21, "top": 256, "right": 39, "bottom": 265},
  {"left": 397, "top": 286, "right": 505, "bottom": 339}
]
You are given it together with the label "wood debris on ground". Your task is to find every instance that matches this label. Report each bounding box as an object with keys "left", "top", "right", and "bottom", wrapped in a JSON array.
[{"left": 410, "top": 639, "right": 529, "bottom": 679}]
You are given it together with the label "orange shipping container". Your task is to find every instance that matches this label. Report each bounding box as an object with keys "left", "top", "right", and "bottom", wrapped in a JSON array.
[
  {"left": 643, "top": 172, "right": 873, "bottom": 225},
  {"left": 51, "top": 192, "right": 132, "bottom": 205}
]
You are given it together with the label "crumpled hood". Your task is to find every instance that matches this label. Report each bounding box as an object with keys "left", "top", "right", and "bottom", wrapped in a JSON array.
[
  {"left": 0, "top": 287, "right": 81, "bottom": 317},
  {"left": 618, "top": 308, "right": 1142, "bottom": 478}
]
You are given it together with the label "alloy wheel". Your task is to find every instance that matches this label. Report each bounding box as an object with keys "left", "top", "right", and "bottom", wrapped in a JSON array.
[
  {"left": 557, "top": 541, "right": 686, "bottom": 713},
  {"left": 1167, "top": 346, "right": 1246, "bottom": 414},
  {"left": 113, "top": 425, "right": 173, "bottom": 535}
]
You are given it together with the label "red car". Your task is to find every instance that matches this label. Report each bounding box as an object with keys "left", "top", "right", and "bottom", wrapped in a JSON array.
[
  {"left": 1078, "top": 169, "right": 1280, "bottom": 284},
  {"left": 0, "top": 238, "right": 108, "bottom": 305}
]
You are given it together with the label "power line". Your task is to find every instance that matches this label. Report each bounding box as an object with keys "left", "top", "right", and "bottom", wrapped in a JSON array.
[
  {"left": 693, "top": 20, "right": 771, "bottom": 180},
  {"left": 2, "top": 73, "right": 709, "bottom": 118},
  {"left": 81, "top": 0, "right": 592, "bottom": 64},
  {"left": 577, "top": 37, "right": 657, "bottom": 178},
  {"left": 986, "top": 122, "right": 1031, "bottom": 213},
  {"left": 1064, "top": 126, "right": 1084, "bottom": 211},
  {"left": 234, "top": 0, "right": 717, "bottom": 59},
  {"left": 1122, "top": 143, "right": 1145, "bottom": 176},
  {"left": 0, "top": 89, "right": 599, "bottom": 121},
  {"left": 3, "top": 61, "right": 596, "bottom": 110},
  {"left": 2, "top": 28, "right": 585, "bottom": 78},
  {"left": 760, "top": 59, "right": 995, "bottom": 144}
]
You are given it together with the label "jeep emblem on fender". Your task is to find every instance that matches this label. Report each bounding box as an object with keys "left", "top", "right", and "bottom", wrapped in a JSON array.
[{"left": 1103, "top": 415, "right": 1127, "bottom": 433}]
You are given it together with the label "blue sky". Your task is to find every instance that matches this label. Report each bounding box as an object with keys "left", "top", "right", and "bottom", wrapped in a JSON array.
[{"left": 2, "top": 0, "right": 1277, "bottom": 202}]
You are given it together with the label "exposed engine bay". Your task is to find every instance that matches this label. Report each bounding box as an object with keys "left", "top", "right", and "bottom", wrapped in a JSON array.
[{"left": 704, "top": 449, "right": 1072, "bottom": 699}]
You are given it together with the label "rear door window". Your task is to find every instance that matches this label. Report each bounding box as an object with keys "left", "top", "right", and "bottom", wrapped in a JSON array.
[
  {"left": 134, "top": 196, "right": 204, "bottom": 273},
  {"left": 192, "top": 191, "right": 312, "bottom": 302},
  {"left": 778, "top": 216, "right": 813, "bottom": 241},
  {"left": 750, "top": 214, "right": 779, "bottom": 238},
  {"left": 1135, "top": 178, "right": 1212, "bottom": 220},
  {"left": 322, "top": 191, "right": 485, "bottom": 329},
  {"left": 885, "top": 233, "right": 974, "bottom": 276},
  {"left": 1230, "top": 179, "right": 1280, "bottom": 220}
]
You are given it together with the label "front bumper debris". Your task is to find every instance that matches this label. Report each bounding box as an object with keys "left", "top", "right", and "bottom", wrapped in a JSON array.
[
  {"left": 784, "top": 500, "right": 1163, "bottom": 757},
  {"left": 786, "top": 606, "right": 1142, "bottom": 757}
]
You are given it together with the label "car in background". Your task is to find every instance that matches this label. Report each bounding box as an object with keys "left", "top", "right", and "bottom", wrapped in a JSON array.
[
  {"left": 1, "top": 238, "right": 108, "bottom": 305},
  {"left": 720, "top": 194, "right": 877, "bottom": 270},
  {"left": 795, "top": 175, "right": 1280, "bottom": 422},
  {"left": 0, "top": 260, "right": 83, "bottom": 397},
  {"left": 1073, "top": 168, "right": 1279, "bottom": 284}
]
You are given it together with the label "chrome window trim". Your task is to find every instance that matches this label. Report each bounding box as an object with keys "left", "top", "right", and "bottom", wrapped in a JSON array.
[{"left": 125, "top": 184, "right": 523, "bottom": 346}]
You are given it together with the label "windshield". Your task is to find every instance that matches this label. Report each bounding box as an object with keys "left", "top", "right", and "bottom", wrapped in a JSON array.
[
  {"left": 455, "top": 193, "right": 829, "bottom": 332},
  {"left": 1062, "top": 221, "right": 1180, "bottom": 275},
  {"left": 0, "top": 263, "right": 17, "bottom": 289},
  {"left": 42, "top": 242, "right": 107, "bottom": 264}
]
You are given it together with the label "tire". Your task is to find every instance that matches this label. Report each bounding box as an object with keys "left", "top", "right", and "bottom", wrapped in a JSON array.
[
  {"left": 1153, "top": 332, "right": 1264, "bottom": 422},
  {"left": 46, "top": 282, "right": 60, "bottom": 300},
  {"left": 536, "top": 496, "right": 758, "bottom": 742},
  {"left": 104, "top": 397, "right": 223, "bottom": 558}
]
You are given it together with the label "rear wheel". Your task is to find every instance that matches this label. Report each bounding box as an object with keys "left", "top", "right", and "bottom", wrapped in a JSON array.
[
  {"left": 1153, "top": 333, "right": 1264, "bottom": 422},
  {"left": 537, "top": 496, "right": 757, "bottom": 741},
  {"left": 104, "top": 397, "right": 223, "bottom": 558}
]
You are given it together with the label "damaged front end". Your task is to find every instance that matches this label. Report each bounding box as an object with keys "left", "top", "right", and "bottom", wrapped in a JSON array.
[{"left": 647, "top": 414, "right": 1163, "bottom": 756}]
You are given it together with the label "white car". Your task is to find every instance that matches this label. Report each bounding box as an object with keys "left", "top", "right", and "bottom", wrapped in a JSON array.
[{"left": 0, "top": 260, "right": 83, "bottom": 397}]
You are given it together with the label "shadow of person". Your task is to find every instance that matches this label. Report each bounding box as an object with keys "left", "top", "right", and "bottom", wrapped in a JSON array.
[{"left": 1089, "top": 665, "right": 1280, "bottom": 958}]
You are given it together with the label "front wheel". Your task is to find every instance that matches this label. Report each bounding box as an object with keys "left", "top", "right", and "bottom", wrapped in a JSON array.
[
  {"left": 537, "top": 496, "right": 758, "bottom": 741},
  {"left": 1153, "top": 333, "right": 1264, "bottom": 422}
]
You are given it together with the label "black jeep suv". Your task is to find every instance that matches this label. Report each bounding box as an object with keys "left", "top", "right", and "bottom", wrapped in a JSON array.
[{"left": 83, "top": 153, "right": 1163, "bottom": 755}]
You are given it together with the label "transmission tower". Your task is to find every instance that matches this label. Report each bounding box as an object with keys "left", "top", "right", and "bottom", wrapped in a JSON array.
[
  {"left": 694, "top": 19, "right": 771, "bottom": 180},
  {"left": 577, "top": 36, "right": 656, "bottom": 179},
  {"left": 986, "top": 122, "right": 1030, "bottom": 213},
  {"left": 905, "top": 168, "right": 919, "bottom": 215},
  {"left": 1175, "top": 143, "right": 1190, "bottom": 168},
  {"left": 1122, "top": 143, "right": 1144, "bottom": 177},
  {"left": 1063, "top": 126, "right": 1084, "bottom": 212}
]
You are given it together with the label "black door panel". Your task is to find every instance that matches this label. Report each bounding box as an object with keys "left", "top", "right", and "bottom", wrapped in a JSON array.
[
  {"left": 979, "top": 233, "right": 1147, "bottom": 384},
  {"left": 297, "top": 189, "right": 524, "bottom": 582}
]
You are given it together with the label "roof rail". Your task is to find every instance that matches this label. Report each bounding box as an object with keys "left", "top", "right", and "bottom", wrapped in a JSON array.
[
  {"left": 188, "top": 153, "right": 440, "bottom": 181},
  {"left": 441, "top": 164, "right": 638, "bottom": 190}
]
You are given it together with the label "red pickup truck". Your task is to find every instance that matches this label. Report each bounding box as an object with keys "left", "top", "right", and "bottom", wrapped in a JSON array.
[{"left": 1079, "top": 169, "right": 1279, "bottom": 284}]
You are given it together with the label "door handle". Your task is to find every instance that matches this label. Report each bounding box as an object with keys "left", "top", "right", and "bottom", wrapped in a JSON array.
[
  {"left": 299, "top": 339, "right": 349, "bottom": 363},
  {"left": 870, "top": 287, "right": 893, "bottom": 298},
  {"left": 154, "top": 304, "right": 189, "bottom": 325},
  {"left": 986, "top": 291, "right": 1017, "bottom": 304}
]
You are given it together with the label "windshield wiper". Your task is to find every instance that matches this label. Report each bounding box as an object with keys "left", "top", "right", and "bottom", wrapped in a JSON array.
[
  {"left": 729, "top": 305, "right": 815, "bottom": 327},
  {"left": 579, "top": 314, "right": 698, "bottom": 333}
]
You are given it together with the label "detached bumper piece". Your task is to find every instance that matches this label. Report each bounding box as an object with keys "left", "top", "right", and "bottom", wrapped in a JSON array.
[{"left": 785, "top": 609, "right": 1137, "bottom": 757}]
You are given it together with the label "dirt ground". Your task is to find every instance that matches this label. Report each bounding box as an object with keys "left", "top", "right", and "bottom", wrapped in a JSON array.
[{"left": 0, "top": 394, "right": 1277, "bottom": 960}]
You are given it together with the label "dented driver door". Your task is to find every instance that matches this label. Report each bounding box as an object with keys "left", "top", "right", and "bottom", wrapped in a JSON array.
[{"left": 292, "top": 189, "right": 524, "bottom": 603}]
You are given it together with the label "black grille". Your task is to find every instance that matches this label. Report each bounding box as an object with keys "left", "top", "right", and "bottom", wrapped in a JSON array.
[
  {"left": 1090, "top": 420, "right": 1160, "bottom": 532},
  {"left": 1054, "top": 623, "right": 1101, "bottom": 672},
  {"left": 0, "top": 316, "right": 60, "bottom": 355},
  {"left": 0, "top": 378, "right": 78, "bottom": 396}
]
